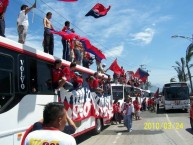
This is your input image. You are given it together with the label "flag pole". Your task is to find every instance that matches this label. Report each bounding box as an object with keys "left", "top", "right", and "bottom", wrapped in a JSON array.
[{"left": 32, "top": 0, "right": 36, "bottom": 23}]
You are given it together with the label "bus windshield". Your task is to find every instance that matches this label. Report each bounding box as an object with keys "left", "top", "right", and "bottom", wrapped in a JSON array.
[
  {"left": 165, "top": 87, "right": 189, "bottom": 100},
  {"left": 112, "top": 86, "right": 123, "bottom": 100}
]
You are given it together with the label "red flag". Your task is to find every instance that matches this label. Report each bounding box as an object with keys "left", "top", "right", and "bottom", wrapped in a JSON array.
[
  {"left": 90, "top": 45, "right": 106, "bottom": 59},
  {"left": 154, "top": 88, "right": 159, "bottom": 98},
  {"left": 50, "top": 30, "right": 79, "bottom": 40},
  {"left": 109, "top": 59, "right": 122, "bottom": 74},
  {"left": 58, "top": 0, "right": 78, "bottom": 2}
]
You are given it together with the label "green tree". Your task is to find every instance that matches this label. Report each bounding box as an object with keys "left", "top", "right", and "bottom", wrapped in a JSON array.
[
  {"left": 173, "top": 57, "right": 187, "bottom": 82},
  {"left": 186, "top": 43, "right": 193, "bottom": 93}
]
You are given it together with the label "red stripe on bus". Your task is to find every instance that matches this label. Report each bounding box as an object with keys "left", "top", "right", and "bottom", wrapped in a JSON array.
[{"left": 0, "top": 41, "right": 98, "bottom": 75}]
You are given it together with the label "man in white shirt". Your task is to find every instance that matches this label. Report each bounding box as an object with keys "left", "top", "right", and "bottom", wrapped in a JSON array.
[
  {"left": 24, "top": 102, "right": 76, "bottom": 145},
  {"left": 125, "top": 97, "right": 134, "bottom": 132},
  {"left": 17, "top": 2, "right": 36, "bottom": 44}
]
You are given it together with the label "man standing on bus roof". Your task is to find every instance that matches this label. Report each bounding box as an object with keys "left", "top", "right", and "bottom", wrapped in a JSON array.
[
  {"left": 24, "top": 102, "right": 76, "bottom": 145},
  {"left": 43, "top": 12, "right": 54, "bottom": 55},
  {"left": 0, "top": 0, "right": 9, "bottom": 37},
  {"left": 17, "top": 2, "right": 36, "bottom": 44}
]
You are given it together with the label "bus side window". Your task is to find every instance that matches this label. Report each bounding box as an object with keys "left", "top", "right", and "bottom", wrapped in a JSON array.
[
  {"left": 29, "top": 59, "right": 38, "bottom": 93},
  {"left": 29, "top": 59, "right": 54, "bottom": 94},
  {"left": 0, "top": 54, "right": 14, "bottom": 111}
]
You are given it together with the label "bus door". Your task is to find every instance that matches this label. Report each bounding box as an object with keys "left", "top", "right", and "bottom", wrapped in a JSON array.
[{"left": 0, "top": 53, "right": 14, "bottom": 113}]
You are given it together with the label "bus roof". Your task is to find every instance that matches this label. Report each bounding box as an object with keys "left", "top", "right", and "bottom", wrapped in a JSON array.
[
  {"left": 111, "top": 83, "right": 150, "bottom": 92},
  {"left": 0, "top": 36, "right": 107, "bottom": 78},
  {"left": 163, "top": 82, "right": 188, "bottom": 88}
]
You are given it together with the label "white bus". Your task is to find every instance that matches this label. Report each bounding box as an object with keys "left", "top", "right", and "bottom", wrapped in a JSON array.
[
  {"left": 111, "top": 83, "right": 150, "bottom": 105},
  {"left": 0, "top": 37, "right": 113, "bottom": 145},
  {"left": 162, "top": 82, "right": 190, "bottom": 111}
]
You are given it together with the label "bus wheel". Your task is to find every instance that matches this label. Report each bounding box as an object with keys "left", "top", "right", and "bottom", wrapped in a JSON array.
[
  {"left": 190, "top": 118, "right": 193, "bottom": 130},
  {"left": 93, "top": 119, "right": 102, "bottom": 134}
]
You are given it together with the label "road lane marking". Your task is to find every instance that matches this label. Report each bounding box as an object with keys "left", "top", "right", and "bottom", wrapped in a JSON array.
[
  {"left": 113, "top": 132, "right": 122, "bottom": 144},
  {"left": 166, "top": 114, "right": 188, "bottom": 145}
]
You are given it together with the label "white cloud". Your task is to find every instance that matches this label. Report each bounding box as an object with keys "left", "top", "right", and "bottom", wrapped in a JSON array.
[
  {"left": 104, "top": 45, "right": 124, "bottom": 58},
  {"left": 130, "top": 28, "right": 155, "bottom": 45}
]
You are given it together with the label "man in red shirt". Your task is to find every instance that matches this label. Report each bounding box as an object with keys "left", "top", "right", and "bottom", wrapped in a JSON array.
[
  {"left": 92, "top": 72, "right": 103, "bottom": 94},
  {"left": 61, "top": 21, "right": 71, "bottom": 61},
  {"left": 62, "top": 62, "right": 77, "bottom": 90},
  {"left": 0, "top": 0, "right": 9, "bottom": 37},
  {"left": 52, "top": 59, "right": 73, "bottom": 90},
  {"left": 62, "top": 62, "right": 76, "bottom": 82},
  {"left": 133, "top": 97, "right": 141, "bottom": 120}
]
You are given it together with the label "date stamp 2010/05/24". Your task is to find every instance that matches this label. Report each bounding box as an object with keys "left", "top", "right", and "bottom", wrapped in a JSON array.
[{"left": 144, "top": 122, "right": 184, "bottom": 130}]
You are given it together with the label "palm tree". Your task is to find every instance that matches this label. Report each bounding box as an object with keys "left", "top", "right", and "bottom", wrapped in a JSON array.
[
  {"left": 174, "top": 57, "right": 187, "bottom": 82},
  {"left": 186, "top": 43, "right": 193, "bottom": 93}
]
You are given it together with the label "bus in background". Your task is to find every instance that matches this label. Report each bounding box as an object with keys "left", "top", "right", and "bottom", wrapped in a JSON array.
[
  {"left": 111, "top": 83, "right": 150, "bottom": 105},
  {"left": 0, "top": 36, "right": 113, "bottom": 145},
  {"left": 162, "top": 82, "right": 190, "bottom": 111}
]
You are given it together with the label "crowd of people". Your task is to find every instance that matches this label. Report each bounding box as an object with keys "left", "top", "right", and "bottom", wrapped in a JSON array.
[
  {"left": 112, "top": 95, "right": 159, "bottom": 132},
  {"left": 52, "top": 59, "right": 112, "bottom": 95}
]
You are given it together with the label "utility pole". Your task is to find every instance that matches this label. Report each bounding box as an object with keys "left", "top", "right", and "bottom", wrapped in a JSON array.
[
  {"left": 146, "top": 70, "right": 151, "bottom": 90},
  {"left": 140, "top": 64, "right": 146, "bottom": 70}
]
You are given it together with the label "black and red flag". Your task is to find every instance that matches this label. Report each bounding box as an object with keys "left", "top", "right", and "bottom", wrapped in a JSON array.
[
  {"left": 85, "top": 3, "right": 111, "bottom": 18},
  {"left": 134, "top": 68, "right": 149, "bottom": 82}
]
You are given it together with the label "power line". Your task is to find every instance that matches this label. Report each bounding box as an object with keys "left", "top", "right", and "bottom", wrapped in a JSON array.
[{"left": 13, "top": 0, "right": 145, "bottom": 70}]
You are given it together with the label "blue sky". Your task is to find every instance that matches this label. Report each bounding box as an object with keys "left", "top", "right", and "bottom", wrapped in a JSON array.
[{"left": 4, "top": 0, "right": 193, "bottom": 89}]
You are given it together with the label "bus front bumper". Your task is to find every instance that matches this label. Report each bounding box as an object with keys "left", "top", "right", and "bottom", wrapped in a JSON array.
[{"left": 165, "top": 104, "right": 190, "bottom": 110}]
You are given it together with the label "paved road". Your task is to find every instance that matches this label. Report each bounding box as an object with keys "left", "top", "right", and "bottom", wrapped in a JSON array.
[{"left": 76, "top": 108, "right": 193, "bottom": 145}]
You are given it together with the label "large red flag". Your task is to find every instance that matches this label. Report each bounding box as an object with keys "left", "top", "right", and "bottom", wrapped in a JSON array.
[
  {"left": 109, "top": 59, "right": 122, "bottom": 74},
  {"left": 50, "top": 30, "right": 79, "bottom": 40}
]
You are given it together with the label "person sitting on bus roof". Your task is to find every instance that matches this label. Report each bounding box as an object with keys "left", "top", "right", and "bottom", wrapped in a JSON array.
[
  {"left": 23, "top": 102, "right": 76, "bottom": 145},
  {"left": 72, "top": 71, "right": 83, "bottom": 90},
  {"left": 52, "top": 59, "right": 73, "bottom": 91},
  {"left": 62, "top": 62, "right": 76, "bottom": 82}
]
